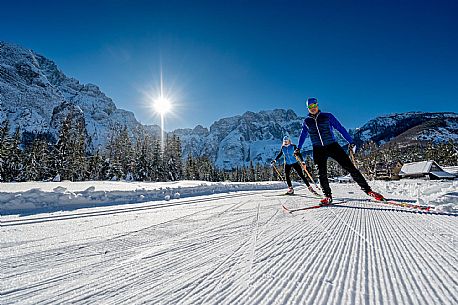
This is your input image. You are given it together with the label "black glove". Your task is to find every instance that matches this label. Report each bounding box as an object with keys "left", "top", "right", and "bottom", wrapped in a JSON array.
[
  {"left": 270, "top": 160, "right": 276, "bottom": 166},
  {"left": 294, "top": 148, "right": 300, "bottom": 156}
]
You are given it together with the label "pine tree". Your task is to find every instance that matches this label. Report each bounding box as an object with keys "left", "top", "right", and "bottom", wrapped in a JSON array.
[
  {"left": 164, "top": 134, "right": 182, "bottom": 181},
  {"left": 87, "top": 150, "right": 104, "bottom": 180},
  {"left": 104, "top": 125, "right": 125, "bottom": 180},
  {"left": 70, "top": 119, "right": 88, "bottom": 181},
  {"left": 118, "top": 126, "right": 135, "bottom": 179},
  {"left": 134, "top": 130, "right": 152, "bottom": 181},
  {"left": 184, "top": 155, "right": 194, "bottom": 180},
  {"left": 0, "top": 120, "right": 12, "bottom": 181},
  {"left": 151, "top": 138, "right": 164, "bottom": 181},
  {"left": 248, "top": 161, "right": 255, "bottom": 182},
  {"left": 7, "top": 127, "right": 24, "bottom": 181},
  {"left": 55, "top": 114, "right": 73, "bottom": 180}
]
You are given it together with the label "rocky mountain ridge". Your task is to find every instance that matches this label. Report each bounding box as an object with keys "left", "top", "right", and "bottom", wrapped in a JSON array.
[{"left": 1, "top": 41, "right": 457, "bottom": 169}]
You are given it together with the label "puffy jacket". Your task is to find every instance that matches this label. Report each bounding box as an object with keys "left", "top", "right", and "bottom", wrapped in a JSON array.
[
  {"left": 298, "top": 111, "right": 353, "bottom": 149},
  {"left": 274, "top": 143, "right": 301, "bottom": 165}
]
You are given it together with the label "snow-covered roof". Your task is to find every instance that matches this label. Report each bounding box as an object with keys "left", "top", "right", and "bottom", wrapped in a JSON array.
[
  {"left": 442, "top": 166, "right": 458, "bottom": 175},
  {"left": 399, "top": 161, "right": 433, "bottom": 175},
  {"left": 430, "top": 171, "right": 456, "bottom": 179},
  {"left": 399, "top": 160, "right": 455, "bottom": 178}
]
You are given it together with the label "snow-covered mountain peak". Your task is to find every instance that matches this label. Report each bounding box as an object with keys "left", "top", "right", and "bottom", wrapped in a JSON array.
[
  {"left": 353, "top": 111, "right": 458, "bottom": 144},
  {"left": 0, "top": 41, "right": 146, "bottom": 149}
]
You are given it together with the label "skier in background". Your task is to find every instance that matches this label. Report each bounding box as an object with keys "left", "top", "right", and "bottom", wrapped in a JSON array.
[
  {"left": 295, "top": 97, "right": 384, "bottom": 204},
  {"left": 271, "top": 135, "right": 316, "bottom": 195}
]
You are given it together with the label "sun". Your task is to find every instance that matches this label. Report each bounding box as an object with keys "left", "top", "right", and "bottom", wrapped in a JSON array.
[{"left": 153, "top": 95, "right": 172, "bottom": 115}]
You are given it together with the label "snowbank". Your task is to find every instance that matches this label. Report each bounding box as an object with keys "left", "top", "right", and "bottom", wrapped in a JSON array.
[
  {"left": 371, "top": 179, "right": 458, "bottom": 212},
  {"left": 1, "top": 179, "right": 456, "bottom": 214},
  {"left": 0, "top": 180, "right": 285, "bottom": 214}
]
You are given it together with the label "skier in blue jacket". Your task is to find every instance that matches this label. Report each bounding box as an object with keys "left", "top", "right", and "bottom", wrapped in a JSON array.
[
  {"left": 295, "top": 97, "right": 384, "bottom": 204},
  {"left": 271, "top": 136, "right": 315, "bottom": 195}
]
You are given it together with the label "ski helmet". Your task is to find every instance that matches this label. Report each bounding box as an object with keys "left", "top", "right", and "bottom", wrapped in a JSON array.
[{"left": 306, "top": 97, "right": 318, "bottom": 106}]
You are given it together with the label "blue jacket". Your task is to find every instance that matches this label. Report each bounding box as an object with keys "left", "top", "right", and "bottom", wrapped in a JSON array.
[
  {"left": 298, "top": 111, "right": 353, "bottom": 149},
  {"left": 274, "top": 143, "right": 301, "bottom": 165}
]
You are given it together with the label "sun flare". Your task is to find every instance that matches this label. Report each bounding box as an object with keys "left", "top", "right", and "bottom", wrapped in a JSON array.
[{"left": 154, "top": 96, "right": 172, "bottom": 115}]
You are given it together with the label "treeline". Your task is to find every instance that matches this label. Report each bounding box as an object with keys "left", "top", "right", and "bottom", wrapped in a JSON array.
[
  {"left": 354, "top": 140, "right": 458, "bottom": 179},
  {"left": 0, "top": 116, "right": 181, "bottom": 182},
  {"left": 0, "top": 117, "right": 279, "bottom": 183}
]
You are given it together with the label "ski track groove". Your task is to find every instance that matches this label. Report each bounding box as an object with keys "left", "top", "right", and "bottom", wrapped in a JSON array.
[
  {"left": 374, "top": 204, "right": 415, "bottom": 304},
  {"left": 1, "top": 192, "right": 261, "bottom": 226},
  {"left": 383, "top": 212, "right": 436, "bottom": 303},
  {"left": 193, "top": 201, "right": 265, "bottom": 305},
  {"left": 3, "top": 195, "right": 256, "bottom": 268},
  {"left": 385, "top": 209, "right": 458, "bottom": 302},
  {"left": 373, "top": 201, "right": 457, "bottom": 304},
  {"left": 52, "top": 210, "right": 257, "bottom": 304},
  {"left": 3, "top": 195, "right": 257, "bottom": 304},
  {"left": 3, "top": 188, "right": 458, "bottom": 305},
  {"left": 104, "top": 197, "right": 263, "bottom": 304},
  {"left": 182, "top": 198, "right": 286, "bottom": 305}
]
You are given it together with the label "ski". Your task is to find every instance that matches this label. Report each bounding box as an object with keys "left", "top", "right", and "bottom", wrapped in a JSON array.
[
  {"left": 356, "top": 193, "right": 433, "bottom": 212},
  {"left": 375, "top": 198, "right": 432, "bottom": 212}
]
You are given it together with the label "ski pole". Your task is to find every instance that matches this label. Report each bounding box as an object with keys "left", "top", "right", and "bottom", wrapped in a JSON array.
[
  {"left": 349, "top": 146, "right": 370, "bottom": 180},
  {"left": 294, "top": 155, "right": 321, "bottom": 190},
  {"left": 272, "top": 163, "right": 286, "bottom": 183}
]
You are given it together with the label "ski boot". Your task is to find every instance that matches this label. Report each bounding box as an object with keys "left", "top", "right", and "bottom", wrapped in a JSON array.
[
  {"left": 367, "top": 190, "right": 384, "bottom": 201},
  {"left": 320, "top": 196, "right": 333, "bottom": 206},
  {"left": 286, "top": 187, "right": 294, "bottom": 195}
]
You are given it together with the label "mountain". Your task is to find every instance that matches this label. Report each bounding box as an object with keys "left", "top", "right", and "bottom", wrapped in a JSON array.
[
  {"left": 173, "top": 109, "right": 374, "bottom": 169},
  {"left": 0, "top": 41, "right": 158, "bottom": 150},
  {"left": 352, "top": 112, "right": 458, "bottom": 146},
  {"left": 1, "top": 41, "right": 457, "bottom": 170},
  {"left": 174, "top": 109, "right": 310, "bottom": 169},
  {"left": 177, "top": 111, "right": 458, "bottom": 169}
]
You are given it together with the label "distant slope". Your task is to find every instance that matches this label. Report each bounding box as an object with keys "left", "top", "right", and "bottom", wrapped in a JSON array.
[
  {"left": 0, "top": 41, "right": 158, "bottom": 149},
  {"left": 352, "top": 112, "right": 458, "bottom": 146}
]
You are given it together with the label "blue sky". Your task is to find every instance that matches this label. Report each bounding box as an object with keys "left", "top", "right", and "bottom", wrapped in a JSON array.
[{"left": 1, "top": 0, "right": 457, "bottom": 131}]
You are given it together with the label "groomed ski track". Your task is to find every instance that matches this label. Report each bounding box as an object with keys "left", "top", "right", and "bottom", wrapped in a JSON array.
[{"left": 2, "top": 184, "right": 457, "bottom": 305}]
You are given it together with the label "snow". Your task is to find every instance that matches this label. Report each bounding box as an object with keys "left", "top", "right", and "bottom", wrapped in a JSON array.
[
  {"left": 1, "top": 179, "right": 456, "bottom": 214},
  {"left": 430, "top": 171, "right": 457, "bottom": 179},
  {"left": 443, "top": 166, "right": 458, "bottom": 175},
  {"left": 353, "top": 111, "right": 458, "bottom": 146},
  {"left": 400, "top": 161, "right": 434, "bottom": 175},
  {"left": 1, "top": 180, "right": 457, "bottom": 304},
  {"left": 0, "top": 180, "right": 285, "bottom": 213},
  {"left": 371, "top": 179, "right": 458, "bottom": 212},
  {"left": 399, "top": 161, "right": 456, "bottom": 179}
]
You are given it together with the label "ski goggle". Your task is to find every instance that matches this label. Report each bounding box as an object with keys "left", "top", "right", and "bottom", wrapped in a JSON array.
[{"left": 307, "top": 103, "right": 318, "bottom": 109}]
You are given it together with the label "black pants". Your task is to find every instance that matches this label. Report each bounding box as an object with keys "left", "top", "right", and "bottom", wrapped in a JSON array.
[
  {"left": 313, "top": 142, "right": 371, "bottom": 197},
  {"left": 285, "top": 162, "right": 310, "bottom": 188}
]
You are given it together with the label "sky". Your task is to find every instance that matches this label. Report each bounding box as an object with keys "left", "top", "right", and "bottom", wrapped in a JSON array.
[{"left": 1, "top": 0, "right": 457, "bottom": 131}]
